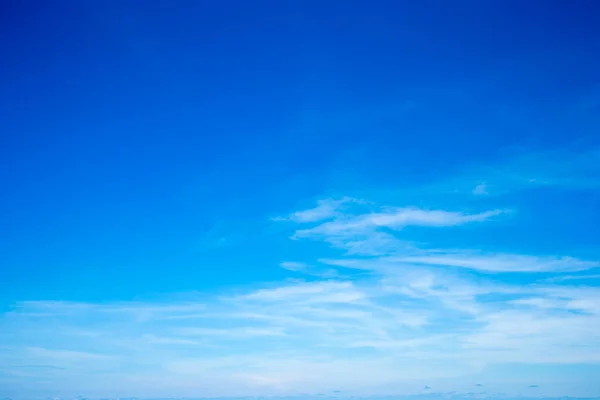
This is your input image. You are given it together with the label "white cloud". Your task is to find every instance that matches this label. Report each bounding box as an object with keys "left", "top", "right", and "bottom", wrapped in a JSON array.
[
  {"left": 280, "top": 261, "right": 340, "bottom": 278},
  {"left": 25, "top": 347, "right": 116, "bottom": 362},
  {"left": 140, "top": 335, "right": 201, "bottom": 345},
  {"left": 462, "top": 309, "right": 600, "bottom": 364},
  {"left": 543, "top": 273, "right": 600, "bottom": 282},
  {"left": 280, "top": 261, "right": 307, "bottom": 272},
  {"left": 3, "top": 194, "right": 599, "bottom": 397},
  {"left": 283, "top": 197, "right": 362, "bottom": 223},
  {"left": 239, "top": 280, "right": 366, "bottom": 304},
  {"left": 320, "top": 251, "right": 598, "bottom": 274},
  {"left": 510, "top": 297, "right": 568, "bottom": 309},
  {"left": 13, "top": 300, "right": 207, "bottom": 321},
  {"left": 295, "top": 208, "right": 505, "bottom": 238},
  {"left": 3, "top": 268, "right": 600, "bottom": 395},
  {"left": 283, "top": 199, "right": 506, "bottom": 258},
  {"left": 177, "top": 327, "right": 286, "bottom": 338},
  {"left": 394, "top": 253, "right": 598, "bottom": 273}
]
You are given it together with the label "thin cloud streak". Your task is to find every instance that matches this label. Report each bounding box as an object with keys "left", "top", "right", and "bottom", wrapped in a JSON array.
[
  {"left": 293, "top": 207, "right": 506, "bottom": 238},
  {"left": 393, "top": 253, "right": 599, "bottom": 273}
]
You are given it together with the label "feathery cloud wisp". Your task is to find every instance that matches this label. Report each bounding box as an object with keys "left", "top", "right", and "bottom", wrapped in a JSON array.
[{"left": 2, "top": 195, "right": 599, "bottom": 397}]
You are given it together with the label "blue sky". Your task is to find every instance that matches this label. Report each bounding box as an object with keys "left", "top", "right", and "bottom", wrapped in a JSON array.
[{"left": 1, "top": 0, "right": 600, "bottom": 399}]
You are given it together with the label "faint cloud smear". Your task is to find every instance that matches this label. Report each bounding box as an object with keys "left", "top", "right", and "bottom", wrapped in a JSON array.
[
  {"left": 472, "top": 183, "right": 488, "bottom": 195},
  {"left": 280, "top": 261, "right": 308, "bottom": 272},
  {"left": 394, "top": 253, "right": 598, "bottom": 273},
  {"left": 433, "top": 147, "right": 600, "bottom": 196},
  {"left": 283, "top": 197, "right": 362, "bottom": 223}
]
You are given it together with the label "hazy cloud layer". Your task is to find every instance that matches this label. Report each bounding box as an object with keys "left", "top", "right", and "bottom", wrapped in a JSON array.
[{"left": 2, "top": 191, "right": 599, "bottom": 398}]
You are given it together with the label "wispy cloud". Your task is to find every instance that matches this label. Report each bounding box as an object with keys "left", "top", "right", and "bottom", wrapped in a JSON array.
[
  {"left": 177, "top": 327, "right": 287, "bottom": 338},
  {"left": 543, "top": 273, "right": 600, "bottom": 282},
  {"left": 294, "top": 207, "right": 505, "bottom": 238},
  {"left": 278, "top": 197, "right": 362, "bottom": 223},
  {"left": 472, "top": 183, "right": 489, "bottom": 195},
  {"left": 280, "top": 261, "right": 308, "bottom": 272},
  {"left": 394, "top": 253, "right": 599, "bottom": 273},
  {"left": 2, "top": 194, "right": 599, "bottom": 397},
  {"left": 140, "top": 334, "right": 202, "bottom": 345},
  {"left": 238, "top": 280, "right": 366, "bottom": 304},
  {"left": 279, "top": 199, "right": 506, "bottom": 257},
  {"left": 13, "top": 300, "right": 207, "bottom": 320},
  {"left": 280, "top": 261, "right": 340, "bottom": 278},
  {"left": 25, "top": 347, "right": 116, "bottom": 362}
]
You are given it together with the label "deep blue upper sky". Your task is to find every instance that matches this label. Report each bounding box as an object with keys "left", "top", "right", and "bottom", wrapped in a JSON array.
[
  {"left": 1, "top": 1, "right": 600, "bottom": 397},
  {"left": 2, "top": 0, "right": 599, "bottom": 302}
]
